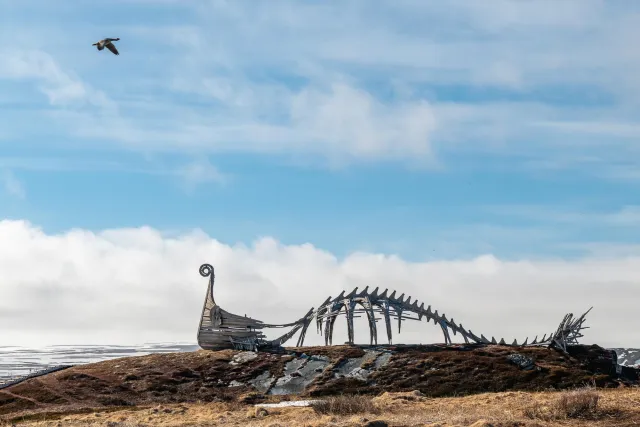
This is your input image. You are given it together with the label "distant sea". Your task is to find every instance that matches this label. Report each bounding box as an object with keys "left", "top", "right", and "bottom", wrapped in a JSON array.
[
  {"left": 0, "top": 344, "right": 200, "bottom": 381},
  {"left": 1, "top": 344, "right": 638, "bottom": 382}
]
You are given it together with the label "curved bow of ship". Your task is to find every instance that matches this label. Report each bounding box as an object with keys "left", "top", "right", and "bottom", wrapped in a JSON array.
[{"left": 196, "top": 264, "right": 314, "bottom": 351}]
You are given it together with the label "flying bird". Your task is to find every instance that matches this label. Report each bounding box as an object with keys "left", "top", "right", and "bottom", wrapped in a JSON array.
[{"left": 93, "top": 38, "right": 120, "bottom": 55}]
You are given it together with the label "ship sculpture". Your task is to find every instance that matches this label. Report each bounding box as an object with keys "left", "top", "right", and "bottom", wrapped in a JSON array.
[{"left": 197, "top": 263, "right": 591, "bottom": 353}]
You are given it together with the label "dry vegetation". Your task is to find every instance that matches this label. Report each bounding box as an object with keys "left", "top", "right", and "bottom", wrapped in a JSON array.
[
  {"left": 1, "top": 386, "right": 638, "bottom": 427},
  {"left": 522, "top": 386, "right": 623, "bottom": 422},
  {"left": 311, "top": 395, "right": 380, "bottom": 415}
]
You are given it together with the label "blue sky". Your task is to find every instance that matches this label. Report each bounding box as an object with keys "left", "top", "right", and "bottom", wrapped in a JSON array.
[
  {"left": 2, "top": 0, "right": 640, "bottom": 261},
  {"left": 2, "top": 1, "right": 640, "bottom": 347}
]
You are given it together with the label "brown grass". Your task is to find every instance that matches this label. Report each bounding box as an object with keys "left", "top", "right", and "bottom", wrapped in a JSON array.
[
  {"left": 556, "top": 387, "right": 599, "bottom": 417},
  {"left": 311, "top": 394, "right": 380, "bottom": 415},
  {"left": 3, "top": 387, "right": 637, "bottom": 426},
  {"left": 523, "top": 386, "right": 623, "bottom": 421},
  {"left": 0, "top": 388, "right": 640, "bottom": 427},
  {"left": 104, "top": 423, "right": 144, "bottom": 427}
]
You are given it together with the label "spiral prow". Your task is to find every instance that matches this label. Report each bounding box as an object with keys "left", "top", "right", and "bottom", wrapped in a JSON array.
[{"left": 199, "top": 263, "right": 214, "bottom": 277}]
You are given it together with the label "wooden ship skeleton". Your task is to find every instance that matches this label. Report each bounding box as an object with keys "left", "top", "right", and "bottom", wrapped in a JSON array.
[{"left": 196, "top": 263, "right": 591, "bottom": 352}]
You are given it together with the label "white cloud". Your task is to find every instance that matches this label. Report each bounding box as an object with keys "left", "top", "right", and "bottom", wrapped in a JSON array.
[
  {"left": 0, "top": 219, "right": 638, "bottom": 348},
  {"left": 485, "top": 205, "right": 640, "bottom": 228},
  {"left": 181, "top": 0, "right": 635, "bottom": 90},
  {"left": 533, "top": 121, "right": 640, "bottom": 138},
  {"left": 290, "top": 83, "right": 438, "bottom": 165},
  {"left": 0, "top": 50, "right": 115, "bottom": 110},
  {"left": 58, "top": 77, "right": 441, "bottom": 166},
  {"left": 561, "top": 242, "right": 640, "bottom": 258},
  {"left": 1, "top": 169, "right": 26, "bottom": 199},
  {"left": 606, "top": 206, "right": 640, "bottom": 226},
  {"left": 177, "top": 157, "right": 229, "bottom": 191}
]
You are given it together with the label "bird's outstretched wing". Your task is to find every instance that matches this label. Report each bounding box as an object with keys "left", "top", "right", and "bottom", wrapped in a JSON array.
[{"left": 105, "top": 42, "right": 119, "bottom": 55}]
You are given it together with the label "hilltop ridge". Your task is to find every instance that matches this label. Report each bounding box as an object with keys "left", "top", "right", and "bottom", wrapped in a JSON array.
[{"left": 1, "top": 343, "right": 638, "bottom": 423}]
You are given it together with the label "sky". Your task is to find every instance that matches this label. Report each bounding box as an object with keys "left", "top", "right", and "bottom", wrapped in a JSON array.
[{"left": 0, "top": 0, "right": 639, "bottom": 349}]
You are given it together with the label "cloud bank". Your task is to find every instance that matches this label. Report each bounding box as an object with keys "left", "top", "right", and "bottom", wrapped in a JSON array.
[{"left": 1, "top": 219, "right": 638, "bottom": 348}]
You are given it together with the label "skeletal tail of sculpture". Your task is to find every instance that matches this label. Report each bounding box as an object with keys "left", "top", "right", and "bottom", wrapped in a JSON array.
[{"left": 306, "top": 286, "right": 592, "bottom": 350}]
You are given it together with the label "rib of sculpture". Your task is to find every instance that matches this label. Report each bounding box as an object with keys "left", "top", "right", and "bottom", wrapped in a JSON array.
[{"left": 196, "top": 263, "right": 592, "bottom": 352}]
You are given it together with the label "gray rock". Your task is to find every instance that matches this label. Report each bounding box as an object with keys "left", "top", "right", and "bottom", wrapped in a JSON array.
[
  {"left": 346, "top": 367, "right": 370, "bottom": 381},
  {"left": 373, "top": 351, "right": 393, "bottom": 368},
  {"left": 506, "top": 353, "right": 535, "bottom": 370},
  {"left": 269, "top": 355, "right": 330, "bottom": 395},
  {"left": 249, "top": 371, "right": 274, "bottom": 393},
  {"left": 230, "top": 351, "right": 258, "bottom": 366}
]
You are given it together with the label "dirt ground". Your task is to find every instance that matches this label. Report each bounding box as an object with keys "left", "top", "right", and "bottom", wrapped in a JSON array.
[{"left": 2, "top": 388, "right": 639, "bottom": 427}]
